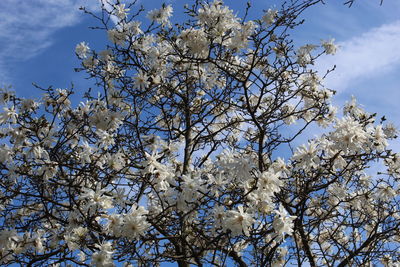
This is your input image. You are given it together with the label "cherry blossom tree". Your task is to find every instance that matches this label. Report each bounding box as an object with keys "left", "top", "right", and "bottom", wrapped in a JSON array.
[{"left": 1, "top": 0, "right": 399, "bottom": 266}]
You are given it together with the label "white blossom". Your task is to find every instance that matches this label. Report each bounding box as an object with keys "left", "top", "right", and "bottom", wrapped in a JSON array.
[
  {"left": 273, "top": 204, "right": 296, "bottom": 238},
  {"left": 147, "top": 4, "right": 173, "bottom": 27},
  {"left": 113, "top": 3, "right": 129, "bottom": 19},
  {"left": 92, "top": 242, "right": 115, "bottom": 267},
  {"left": 75, "top": 41, "right": 90, "bottom": 59},
  {"left": 321, "top": 38, "right": 337, "bottom": 55},
  {"left": 262, "top": 9, "right": 278, "bottom": 25},
  {"left": 119, "top": 205, "right": 150, "bottom": 240},
  {"left": 224, "top": 205, "right": 254, "bottom": 236}
]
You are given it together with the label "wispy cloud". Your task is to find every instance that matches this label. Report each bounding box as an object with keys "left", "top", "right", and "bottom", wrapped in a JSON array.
[
  {"left": 313, "top": 18, "right": 400, "bottom": 154},
  {"left": 0, "top": 0, "right": 100, "bottom": 83},
  {"left": 316, "top": 20, "right": 400, "bottom": 91}
]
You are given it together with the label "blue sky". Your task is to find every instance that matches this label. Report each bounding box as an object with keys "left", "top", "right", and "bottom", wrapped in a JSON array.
[{"left": 1, "top": 0, "right": 399, "bottom": 140}]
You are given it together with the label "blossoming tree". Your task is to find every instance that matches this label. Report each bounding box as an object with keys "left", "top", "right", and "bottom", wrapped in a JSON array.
[{"left": 1, "top": 0, "right": 399, "bottom": 266}]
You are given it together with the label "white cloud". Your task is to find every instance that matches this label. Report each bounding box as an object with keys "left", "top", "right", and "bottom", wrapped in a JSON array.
[
  {"left": 316, "top": 20, "right": 400, "bottom": 91},
  {"left": 0, "top": 0, "right": 100, "bottom": 83},
  {"left": 314, "top": 19, "right": 400, "bottom": 158}
]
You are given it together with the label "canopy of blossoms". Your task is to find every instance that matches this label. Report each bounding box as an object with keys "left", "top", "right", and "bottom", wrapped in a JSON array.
[{"left": 0, "top": 0, "right": 399, "bottom": 266}]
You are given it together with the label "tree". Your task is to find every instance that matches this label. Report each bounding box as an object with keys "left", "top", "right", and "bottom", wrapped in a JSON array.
[{"left": 0, "top": 0, "right": 399, "bottom": 266}]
